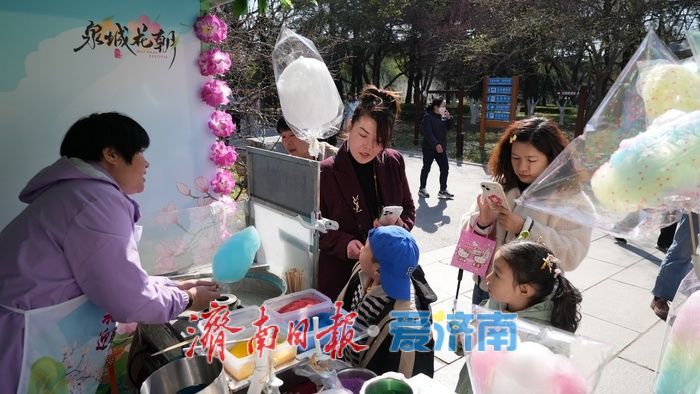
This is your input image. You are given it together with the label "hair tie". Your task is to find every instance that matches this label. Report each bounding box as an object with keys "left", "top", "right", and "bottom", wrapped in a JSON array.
[
  {"left": 509, "top": 134, "right": 517, "bottom": 144},
  {"left": 553, "top": 268, "right": 563, "bottom": 278},
  {"left": 540, "top": 253, "right": 560, "bottom": 274}
]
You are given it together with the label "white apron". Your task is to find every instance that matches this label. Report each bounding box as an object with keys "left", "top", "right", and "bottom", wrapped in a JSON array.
[
  {"left": 2, "top": 296, "right": 115, "bottom": 394},
  {"left": 2, "top": 225, "right": 142, "bottom": 393}
]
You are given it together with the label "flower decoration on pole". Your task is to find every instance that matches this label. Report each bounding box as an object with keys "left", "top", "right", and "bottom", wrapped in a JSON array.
[
  {"left": 194, "top": 12, "right": 238, "bottom": 199},
  {"left": 210, "top": 141, "right": 238, "bottom": 167},
  {"left": 211, "top": 168, "right": 236, "bottom": 195},
  {"left": 194, "top": 14, "right": 228, "bottom": 44},
  {"left": 208, "top": 110, "right": 236, "bottom": 138},
  {"left": 198, "top": 48, "right": 232, "bottom": 76},
  {"left": 201, "top": 79, "right": 232, "bottom": 107}
]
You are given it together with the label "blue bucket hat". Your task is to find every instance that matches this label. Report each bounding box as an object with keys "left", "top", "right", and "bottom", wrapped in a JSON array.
[{"left": 367, "top": 226, "right": 419, "bottom": 300}]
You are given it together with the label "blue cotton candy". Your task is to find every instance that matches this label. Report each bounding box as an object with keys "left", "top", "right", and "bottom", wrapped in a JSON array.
[{"left": 213, "top": 226, "right": 260, "bottom": 283}]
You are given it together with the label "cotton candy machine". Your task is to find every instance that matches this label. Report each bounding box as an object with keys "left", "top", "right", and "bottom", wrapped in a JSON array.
[{"left": 219, "top": 269, "right": 287, "bottom": 306}]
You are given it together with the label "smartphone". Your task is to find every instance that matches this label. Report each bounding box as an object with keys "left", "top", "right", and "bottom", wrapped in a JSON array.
[
  {"left": 480, "top": 181, "right": 511, "bottom": 211},
  {"left": 379, "top": 205, "right": 404, "bottom": 225}
]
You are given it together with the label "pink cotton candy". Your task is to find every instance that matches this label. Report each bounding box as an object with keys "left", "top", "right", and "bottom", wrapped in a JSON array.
[
  {"left": 549, "top": 354, "right": 587, "bottom": 394},
  {"left": 469, "top": 346, "right": 507, "bottom": 392}
]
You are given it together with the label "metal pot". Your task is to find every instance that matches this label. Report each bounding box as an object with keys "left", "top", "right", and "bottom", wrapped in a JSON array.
[{"left": 140, "top": 355, "right": 228, "bottom": 394}]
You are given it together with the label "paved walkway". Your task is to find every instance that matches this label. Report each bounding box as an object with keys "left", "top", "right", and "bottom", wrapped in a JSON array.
[{"left": 399, "top": 149, "right": 665, "bottom": 393}]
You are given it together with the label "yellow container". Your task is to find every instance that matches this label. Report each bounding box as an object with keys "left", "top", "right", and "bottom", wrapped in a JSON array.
[{"left": 224, "top": 333, "right": 297, "bottom": 381}]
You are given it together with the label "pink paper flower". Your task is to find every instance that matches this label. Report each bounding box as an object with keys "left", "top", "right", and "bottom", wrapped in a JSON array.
[
  {"left": 201, "top": 79, "right": 231, "bottom": 107},
  {"left": 209, "top": 141, "right": 238, "bottom": 167},
  {"left": 194, "top": 14, "right": 228, "bottom": 44},
  {"left": 197, "top": 48, "right": 232, "bottom": 76},
  {"left": 208, "top": 110, "right": 236, "bottom": 138},
  {"left": 211, "top": 168, "right": 236, "bottom": 195}
]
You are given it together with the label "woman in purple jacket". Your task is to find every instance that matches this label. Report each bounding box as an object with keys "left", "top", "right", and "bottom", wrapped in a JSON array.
[
  {"left": 0, "top": 112, "right": 220, "bottom": 393},
  {"left": 318, "top": 86, "right": 416, "bottom": 299}
]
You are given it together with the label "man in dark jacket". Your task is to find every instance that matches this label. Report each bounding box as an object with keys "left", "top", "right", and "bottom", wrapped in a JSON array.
[{"left": 419, "top": 98, "right": 453, "bottom": 199}]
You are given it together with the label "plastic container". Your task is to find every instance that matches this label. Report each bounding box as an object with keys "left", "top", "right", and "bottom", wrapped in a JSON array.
[
  {"left": 337, "top": 368, "right": 377, "bottom": 394},
  {"left": 294, "top": 309, "right": 359, "bottom": 354},
  {"left": 197, "top": 306, "right": 297, "bottom": 381},
  {"left": 263, "top": 289, "right": 332, "bottom": 327}
]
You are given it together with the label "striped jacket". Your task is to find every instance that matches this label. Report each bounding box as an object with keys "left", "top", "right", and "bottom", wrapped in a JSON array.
[{"left": 338, "top": 263, "right": 437, "bottom": 378}]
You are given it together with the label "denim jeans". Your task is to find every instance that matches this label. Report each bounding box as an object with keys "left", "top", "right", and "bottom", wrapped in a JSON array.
[{"left": 652, "top": 213, "right": 698, "bottom": 301}]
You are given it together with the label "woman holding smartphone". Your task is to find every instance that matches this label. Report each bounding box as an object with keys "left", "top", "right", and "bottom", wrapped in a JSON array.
[
  {"left": 461, "top": 117, "right": 592, "bottom": 304},
  {"left": 318, "top": 85, "right": 417, "bottom": 299}
]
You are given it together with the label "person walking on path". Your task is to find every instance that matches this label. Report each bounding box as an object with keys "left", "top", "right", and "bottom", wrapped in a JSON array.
[
  {"left": 418, "top": 97, "right": 453, "bottom": 200},
  {"left": 651, "top": 212, "right": 698, "bottom": 320}
]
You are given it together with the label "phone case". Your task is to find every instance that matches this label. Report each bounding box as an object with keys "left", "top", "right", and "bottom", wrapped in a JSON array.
[{"left": 480, "top": 182, "right": 511, "bottom": 211}]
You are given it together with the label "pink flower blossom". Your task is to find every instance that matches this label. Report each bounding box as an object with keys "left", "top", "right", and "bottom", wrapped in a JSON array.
[
  {"left": 201, "top": 79, "right": 231, "bottom": 107},
  {"left": 194, "top": 14, "right": 228, "bottom": 44},
  {"left": 197, "top": 48, "right": 232, "bottom": 76},
  {"left": 194, "top": 176, "right": 209, "bottom": 193},
  {"left": 208, "top": 110, "right": 236, "bottom": 138},
  {"left": 176, "top": 182, "right": 192, "bottom": 196},
  {"left": 156, "top": 201, "right": 178, "bottom": 225},
  {"left": 155, "top": 237, "right": 188, "bottom": 273},
  {"left": 211, "top": 168, "right": 236, "bottom": 195},
  {"left": 209, "top": 141, "right": 238, "bottom": 167}
]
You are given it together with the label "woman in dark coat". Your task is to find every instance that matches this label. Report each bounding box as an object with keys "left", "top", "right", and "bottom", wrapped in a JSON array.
[
  {"left": 318, "top": 85, "right": 416, "bottom": 299},
  {"left": 418, "top": 97, "right": 453, "bottom": 199}
]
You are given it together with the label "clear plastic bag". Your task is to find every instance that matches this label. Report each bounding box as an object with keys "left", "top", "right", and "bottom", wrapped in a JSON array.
[
  {"left": 136, "top": 199, "right": 246, "bottom": 276},
  {"left": 293, "top": 358, "right": 351, "bottom": 393},
  {"left": 655, "top": 263, "right": 700, "bottom": 393},
  {"left": 466, "top": 305, "right": 615, "bottom": 394},
  {"left": 272, "top": 28, "right": 344, "bottom": 141},
  {"left": 517, "top": 30, "right": 700, "bottom": 241}
]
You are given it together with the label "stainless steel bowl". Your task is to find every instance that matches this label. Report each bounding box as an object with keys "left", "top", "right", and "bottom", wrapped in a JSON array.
[{"left": 140, "top": 355, "right": 227, "bottom": 394}]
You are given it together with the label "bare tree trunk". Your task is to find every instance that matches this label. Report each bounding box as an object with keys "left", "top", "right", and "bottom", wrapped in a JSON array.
[
  {"left": 526, "top": 97, "right": 540, "bottom": 116},
  {"left": 372, "top": 48, "right": 382, "bottom": 86},
  {"left": 556, "top": 97, "right": 568, "bottom": 126},
  {"left": 406, "top": 72, "right": 414, "bottom": 104}
]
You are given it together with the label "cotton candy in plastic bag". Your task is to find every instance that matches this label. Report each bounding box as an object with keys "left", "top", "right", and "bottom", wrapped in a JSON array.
[
  {"left": 466, "top": 305, "right": 615, "bottom": 394},
  {"left": 517, "top": 30, "right": 700, "bottom": 242},
  {"left": 655, "top": 260, "right": 700, "bottom": 393},
  {"left": 272, "top": 28, "right": 344, "bottom": 141}
]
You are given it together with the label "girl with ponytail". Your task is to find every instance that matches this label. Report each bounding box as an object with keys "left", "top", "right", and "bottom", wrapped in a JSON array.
[
  {"left": 455, "top": 239, "right": 582, "bottom": 393},
  {"left": 484, "top": 240, "right": 582, "bottom": 332}
]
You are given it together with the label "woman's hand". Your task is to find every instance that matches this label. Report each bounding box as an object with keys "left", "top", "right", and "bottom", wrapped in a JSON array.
[
  {"left": 476, "top": 194, "right": 498, "bottom": 228},
  {"left": 374, "top": 216, "right": 405, "bottom": 227},
  {"left": 495, "top": 206, "right": 525, "bottom": 234},
  {"left": 176, "top": 279, "right": 217, "bottom": 291},
  {"left": 185, "top": 286, "right": 221, "bottom": 311},
  {"left": 347, "top": 239, "right": 363, "bottom": 259}
]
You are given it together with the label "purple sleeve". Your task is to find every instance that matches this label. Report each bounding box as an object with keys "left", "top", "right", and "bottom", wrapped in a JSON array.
[{"left": 63, "top": 194, "right": 188, "bottom": 323}]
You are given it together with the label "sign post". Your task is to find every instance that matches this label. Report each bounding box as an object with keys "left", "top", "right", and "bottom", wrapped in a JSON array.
[{"left": 479, "top": 76, "right": 520, "bottom": 150}]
